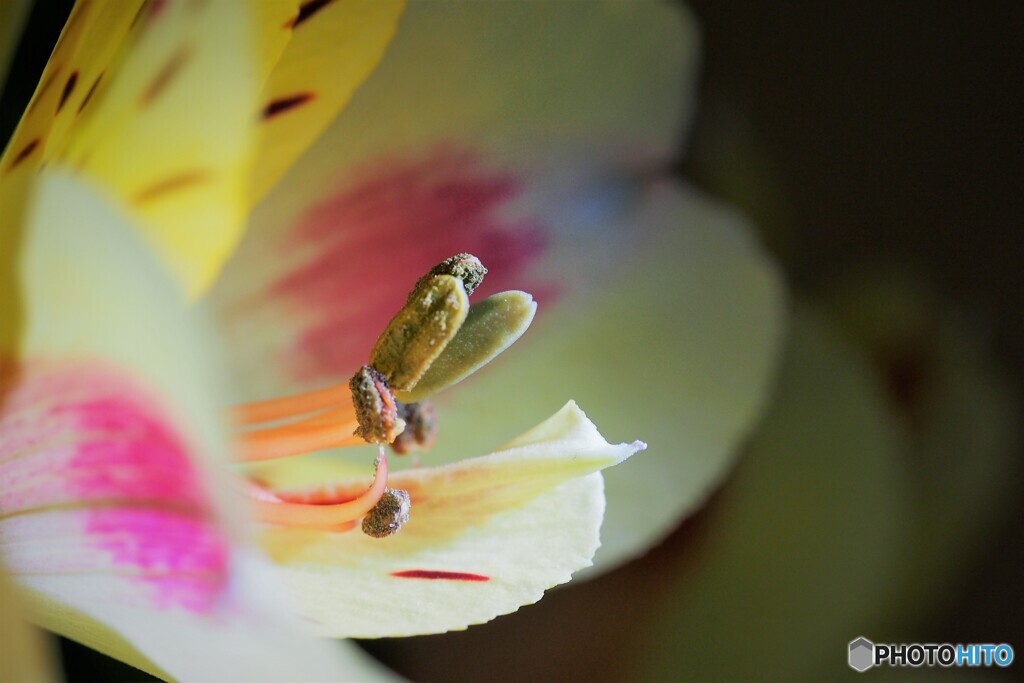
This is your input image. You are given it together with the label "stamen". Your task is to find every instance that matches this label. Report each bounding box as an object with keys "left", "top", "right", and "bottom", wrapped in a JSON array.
[
  {"left": 369, "top": 274, "right": 470, "bottom": 392},
  {"left": 230, "top": 383, "right": 353, "bottom": 426},
  {"left": 361, "top": 488, "right": 411, "bottom": 538},
  {"left": 410, "top": 252, "right": 487, "bottom": 300},
  {"left": 349, "top": 365, "right": 403, "bottom": 444},
  {"left": 251, "top": 452, "right": 391, "bottom": 530},
  {"left": 238, "top": 405, "right": 364, "bottom": 461},
  {"left": 391, "top": 401, "right": 437, "bottom": 455}
]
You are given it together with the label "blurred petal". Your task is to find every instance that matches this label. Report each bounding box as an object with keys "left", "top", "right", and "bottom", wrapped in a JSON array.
[
  {"left": 0, "top": 172, "right": 359, "bottom": 680},
  {"left": 825, "top": 265, "right": 1019, "bottom": 612},
  {"left": 209, "top": 0, "right": 698, "bottom": 394},
  {"left": 432, "top": 186, "right": 786, "bottom": 575},
  {"left": 249, "top": 402, "right": 643, "bottom": 636},
  {"left": 0, "top": 559, "right": 57, "bottom": 682},
  {"left": 2, "top": 0, "right": 258, "bottom": 297},
  {"left": 632, "top": 306, "right": 908, "bottom": 681}
]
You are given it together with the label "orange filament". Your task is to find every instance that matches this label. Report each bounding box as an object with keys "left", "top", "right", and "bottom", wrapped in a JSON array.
[
  {"left": 230, "top": 383, "right": 354, "bottom": 426},
  {"left": 249, "top": 452, "right": 390, "bottom": 530},
  {"left": 237, "top": 405, "right": 364, "bottom": 462}
]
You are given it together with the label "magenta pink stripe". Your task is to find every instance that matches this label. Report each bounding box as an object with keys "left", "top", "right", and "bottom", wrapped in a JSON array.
[{"left": 0, "top": 361, "right": 229, "bottom": 612}]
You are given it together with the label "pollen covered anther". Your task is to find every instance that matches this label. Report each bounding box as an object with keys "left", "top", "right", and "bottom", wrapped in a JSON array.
[
  {"left": 369, "top": 274, "right": 470, "bottom": 391},
  {"left": 391, "top": 401, "right": 437, "bottom": 455},
  {"left": 410, "top": 252, "right": 488, "bottom": 300},
  {"left": 362, "top": 488, "right": 412, "bottom": 538},
  {"left": 349, "top": 365, "right": 403, "bottom": 444}
]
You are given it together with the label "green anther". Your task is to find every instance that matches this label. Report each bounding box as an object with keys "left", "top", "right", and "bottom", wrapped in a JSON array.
[
  {"left": 410, "top": 253, "right": 487, "bottom": 300},
  {"left": 370, "top": 274, "right": 469, "bottom": 392},
  {"left": 396, "top": 290, "right": 537, "bottom": 403}
]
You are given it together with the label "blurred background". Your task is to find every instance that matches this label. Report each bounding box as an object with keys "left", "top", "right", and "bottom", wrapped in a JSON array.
[{"left": 2, "top": 1, "right": 1021, "bottom": 680}]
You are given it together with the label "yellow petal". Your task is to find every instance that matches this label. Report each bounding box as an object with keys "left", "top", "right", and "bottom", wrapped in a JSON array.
[
  {"left": 2, "top": 0, "right": 258, "bottom": 297},
  {"left": 250, "top": 0, "right": 404, "bottom": 204},
  {"left": 250, "top": 402, "right": 644, "bottom": 637}
]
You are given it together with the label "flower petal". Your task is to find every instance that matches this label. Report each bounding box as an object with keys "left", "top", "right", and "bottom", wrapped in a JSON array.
[
  {"left": 2, "top": 0, "right": 258, "bottom": 297},
  {"left": 0, "top": 559, "right": 56, "bottom": 682},
  {"left": 428, "top": 186, "right": 786, "bottom": 576},
  {"left": 250, "top": 0, "right": 404, "bottom": 204},
  {"left": 208, "top": 0, "right": 697, "bottom": 394},
  {"left": 249, "top": 402, "right": 644, "bottom": 637},
  {"left": 631, "top": 307, "right": 908, "bottom": 681},
  {"left": 1, "top": 171, "right": 364, "bottom": 680}
]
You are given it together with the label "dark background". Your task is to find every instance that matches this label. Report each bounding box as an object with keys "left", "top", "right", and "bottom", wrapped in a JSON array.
[{"left": 3, "top": 1, "right": 1021, "bottom": 680}]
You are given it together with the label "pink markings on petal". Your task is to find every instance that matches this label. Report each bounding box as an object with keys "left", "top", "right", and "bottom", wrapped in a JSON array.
[
  {"left": 0, "top": 361, "right": 229, "bottom": 612},
  {"left": 272, "top": 145, "right": 555, "bottom": 382}
]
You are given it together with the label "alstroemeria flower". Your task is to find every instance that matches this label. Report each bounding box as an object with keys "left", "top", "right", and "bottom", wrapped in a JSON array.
[
  {"left": 0, "top": 0, "right": 664, "bottom": 672},
  {"left": 207, "top": 0, "right": 785, "bottom": 580}
]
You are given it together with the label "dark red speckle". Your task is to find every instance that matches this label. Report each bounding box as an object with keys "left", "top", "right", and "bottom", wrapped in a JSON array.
[
  {"left": 78, "top": 72, "right": 103, "bottom": 114},
  {"left": 57, "top": 71, "right": 78, "bottom": 113},
  {"left": 290, "top": 0, "right": 334, "bottom": 28},
  {"left": 262, "top": 92, "right": 315, "bottom": 119},
  {"left": 391, "top": 570, "right": 490, "bottom": 582},
  {"left": 9, "top": 139, "right": 40, "bottom": 170}
]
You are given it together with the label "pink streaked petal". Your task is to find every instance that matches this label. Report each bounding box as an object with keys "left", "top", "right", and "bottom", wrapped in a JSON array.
[
  {"left": 272, "top": 145, "right": 554, "bottom": 382},
  {"left": 0, "top": 360, "right": 229, "bottom": 613}
]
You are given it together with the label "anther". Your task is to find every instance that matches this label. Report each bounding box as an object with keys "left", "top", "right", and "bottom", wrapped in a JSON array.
[
  {"left": 349, "top": 365, "right": 404, "bottom": 444},
  {"left": 410, "top": 253, "right": 488, "bottom": 300},
  {"left": 369, "top": 274, "right": 469, "bottom": 392},
  {"left": 391, "top": 401, "right": 437, "bottom": 455},
  {"left": 361, "top": 487, "right": 411, "bottom": 538}
]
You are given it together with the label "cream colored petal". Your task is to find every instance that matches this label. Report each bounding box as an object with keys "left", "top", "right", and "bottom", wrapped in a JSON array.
[{"left": 250, "top": 402, "right": 643, "bottom": 637}]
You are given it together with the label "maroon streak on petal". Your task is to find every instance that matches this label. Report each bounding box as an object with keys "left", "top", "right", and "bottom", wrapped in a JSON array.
[
  {"left": 140, "top": 47, "right": 190, "bottom": 106},
  {"left": 133, "top": 170, "right": 209, "bottom": 204},
  {"left": 8, "top": 139, "right": 40, "bottom": 170},
  {"left": 289, "top": 0, "right": 334, "bottom": 29},
  {"left": 262, "top": 93, "right": 315, "bottom": 120},
  {"left": 391, "top": 570, "right": 490, "bottom": 582},
  {"left": 57, "top": 71, "right": 78, "bottom": 114},
  {"left": 78, "top": 72, "right": 103, "bottom": 114}
]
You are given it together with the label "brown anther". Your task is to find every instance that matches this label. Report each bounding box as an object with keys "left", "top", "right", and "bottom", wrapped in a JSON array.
[
  {"left": 349, "top": 365, "right": 403, "bottom": 444},
  {"left": 361, "top": 488, "right": 411, "bottom": 538},
  {"left": 391, "top": 401, "right": 438, "bottom": 455},
  {"left": 410, "top": 253, "right": 487, "bottom": 300}
]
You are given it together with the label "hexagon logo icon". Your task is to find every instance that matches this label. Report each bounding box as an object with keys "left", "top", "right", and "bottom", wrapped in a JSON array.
[{"left": 849, "top": 637, "right": 875, "bottom": 672}]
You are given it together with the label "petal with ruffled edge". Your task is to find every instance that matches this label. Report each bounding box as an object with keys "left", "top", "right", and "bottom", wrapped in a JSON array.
[
  {"left": 248, "top": 402, "right": 644, "bottom": 637},
  {"left": 0, "top": 171, "right": 378, "bottom": 681}
]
